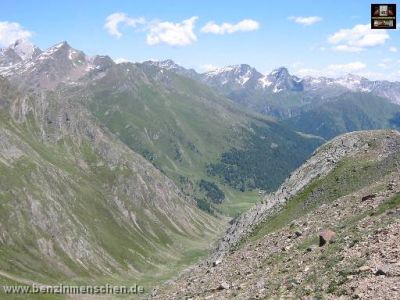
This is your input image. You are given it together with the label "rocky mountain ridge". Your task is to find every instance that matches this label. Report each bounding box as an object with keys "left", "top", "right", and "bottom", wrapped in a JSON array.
[
  {"left": 144, "top": 59, "right": 400, "bottom": 105},
  {"left": 2, "top": 42, "right": 400, "bottom": 105},
  {"left": 0, "top": 41, "right": 116, "bottom": 90}
]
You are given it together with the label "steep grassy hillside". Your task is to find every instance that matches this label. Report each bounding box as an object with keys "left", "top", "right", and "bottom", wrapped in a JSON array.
[
  {"left": 282, "top": 92, "right": 400, "bottom": 139},
  {"left": 151, "top": 130, "right": 400, "bottom": 299},
  {"left": 0, "top": 78, "right": 225, "bottom": 297}
]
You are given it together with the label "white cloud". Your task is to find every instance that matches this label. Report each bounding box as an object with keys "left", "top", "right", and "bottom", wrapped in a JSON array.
[
  {"left": 326, "top": 61, "right": 366, "bottom": 72},
  {"left": 288, "top": 16, "right": 322, "bottom": 26},
  {"left": 0, "top": 21, "right": 32, "bottom": 46},
  {"left": 328, "top": 24, "right": 389, "bottom": 52},
  {"left": 296, "top": 61, "right": 367, "bottom": 78},
  {"left": 200, "top": 19, "right": 259, "bottom": 35},
  {"left": 377, "top": 58, "right": 393, "bottom": 69},
  {"left": 105, "top": 13, "right": 198, "bottom": 47},
  {"left": 295, "top": 68, "right": 320, "bottom": 77},
  {"left": 104, "top": 13, "right": 145, "bottom": 38},
  {"left": 146, "top": 16, "right": 198, "bottom": 46},
  {"left": 113, "top": 57, "right": 130, "bottom": 64},
  {"left": 332, "top": 45, "right": 363, "bottom": 52},
  {"left": 200, "top": 64, "right": 219, "bottom": 72},
  {"left": 389, "top": 46, "right": 398, "bottom": 52},
  {"left": 291, "top": 61, "right": 304, "bottom": 68}
]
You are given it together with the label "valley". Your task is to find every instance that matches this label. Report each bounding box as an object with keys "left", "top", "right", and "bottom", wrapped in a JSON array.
[{"left": 0, "top": 38, "right": 399, "bottom": 299}]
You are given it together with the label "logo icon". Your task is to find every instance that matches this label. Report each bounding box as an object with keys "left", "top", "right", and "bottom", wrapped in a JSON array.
[{"left": 371, "top": 4, "right": 396, "bottom": 29}]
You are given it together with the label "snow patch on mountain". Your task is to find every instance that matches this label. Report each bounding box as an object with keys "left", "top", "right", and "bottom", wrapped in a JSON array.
[{"left": 258, "top": 76, "right": 272, "bottom": 88}]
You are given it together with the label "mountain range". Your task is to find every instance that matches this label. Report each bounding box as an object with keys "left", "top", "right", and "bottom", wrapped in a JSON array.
[
  {"left": 0, "top": 40, "right": 325, "bottom": 211},
  {"left": 146, "top": 59, "right": 400, "bottom": 139},
  {"left": 0, "top": 40, "right": 399, "bottom": 298},
  {"left": 148, "top": 59, "right": 400, "bottom": 107}
]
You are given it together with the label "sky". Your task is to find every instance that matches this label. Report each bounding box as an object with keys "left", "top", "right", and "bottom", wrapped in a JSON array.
[{"left": 0, "top": 0, "right": 399, "bottom": 80}]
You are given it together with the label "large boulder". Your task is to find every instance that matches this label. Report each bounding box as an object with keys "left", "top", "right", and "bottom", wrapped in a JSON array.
[{"left": 319, "top": 229, "right": 336, "bottom": 246}]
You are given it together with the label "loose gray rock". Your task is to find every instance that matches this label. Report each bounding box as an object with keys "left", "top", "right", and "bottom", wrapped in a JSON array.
[{"left": 217, "top": 281, "right": 230, "bottom": 290}]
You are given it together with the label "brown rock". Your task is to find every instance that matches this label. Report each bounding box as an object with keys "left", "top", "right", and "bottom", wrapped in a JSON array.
[
  {"left": 361, "top": 194, "right": 377, "bottom": 201},
  {"left": 319, "top": 229, "right": 336, "bottom": 246},
  {"left": 358, "top": 265, "right": 370, "bottom": 272}
]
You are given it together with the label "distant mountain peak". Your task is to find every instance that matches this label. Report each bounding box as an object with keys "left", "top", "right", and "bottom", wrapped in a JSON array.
[
  {"left": 204, "top": 64, "right": 262, "bottom": 87},
  {"left": 9, "top": 39, "right": 41, "bottom": 60},
  {"left": 266, "top": 67, "right": 303, "bottom": 93},
  {"left": 154, "top": 59, "right": 181, "bottom": 70},
  {"left": 340, "top": 73, "right": 367, "bottom": 82},
  {"left": 90, "top": 55, "right": 115, "bottom": 71},
  {"left": 160, "top": 58, "right": 176, "bottom": 65},
  {"left": 0, "top": 39, "right": 42, "bottom": 68},
  {"left": 0, "top": 47, "right": 22, "bottom": 67},
  {"left": 38, "top": 41, "right": 87, "bottom": 63},
  {"left": 203, "top": 64, "right": 304, "bottom": 92},
  {"left": 206, "top": 64, "right": 256, "bottom": 76},
  {"left": 270, "top": 66, "right": 289, "bottom": 77},
  {"left": 143, "top": 59, "right": 186, "bottom": 72},
  {"left": 54, "top": 40, "right": 70, "bottom": 49},
  {"left": 143, "top": 59, "right": 201, "bottom": 80},
  {"left": 0, "top": 41, "right": 94, "bottom": 90}
]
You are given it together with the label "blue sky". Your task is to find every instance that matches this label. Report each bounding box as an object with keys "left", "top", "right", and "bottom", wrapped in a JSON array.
[{"left": 0, "top": 0, "right": 399, "bottom": 79}]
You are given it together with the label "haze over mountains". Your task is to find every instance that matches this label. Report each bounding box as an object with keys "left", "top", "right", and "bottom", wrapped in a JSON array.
[
  {"left": 147, "top": 59, "right": 400, "bottom": 105},
  {"left": 146, "top": 58, "right": 400, "bottom": 138},
  {"left": 0, "top": 40, "right": 399, "bottom": 299},
  {"left": 148, "top": 59, "right": 400, "bottom": 103}
]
